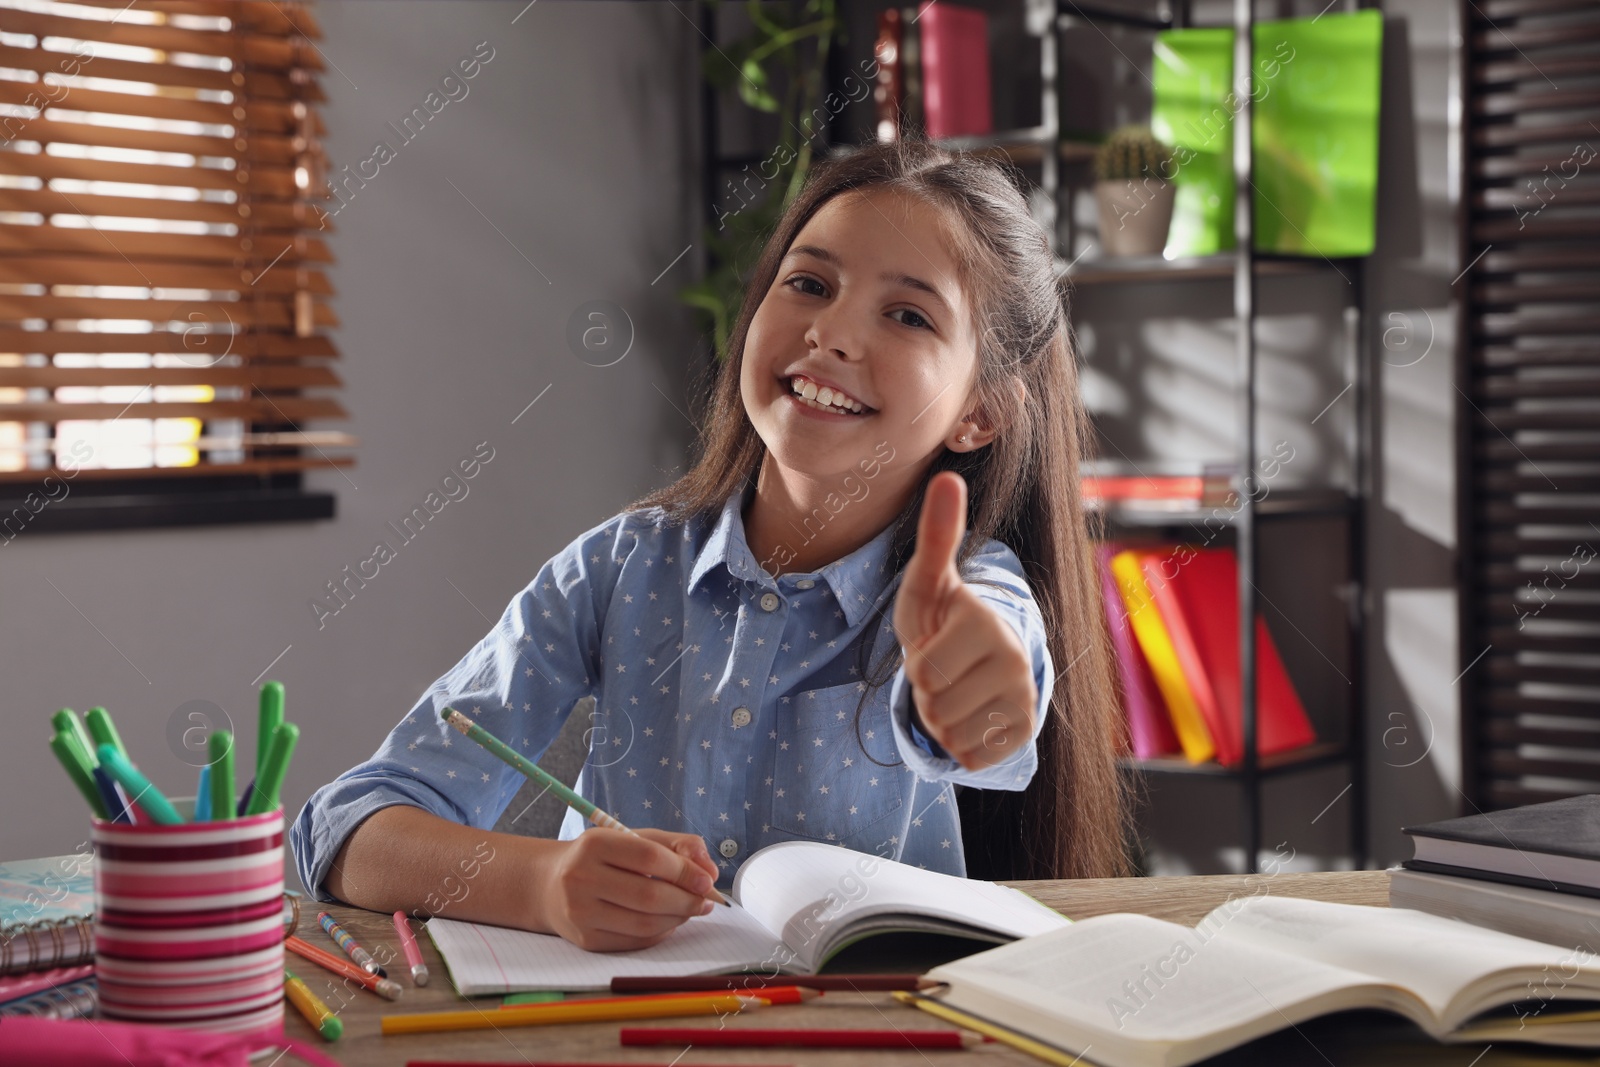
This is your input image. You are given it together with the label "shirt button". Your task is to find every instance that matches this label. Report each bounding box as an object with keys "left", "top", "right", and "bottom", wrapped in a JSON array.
[
  {"left": 796, "top": 579, "right": 815, "bottom": 590},
  {"left": 731, "top": 706, "right": 752, "bottom": 728},
  {"left": 759, "top": 592, "right": 780, "bottom": 612},
  {"left": 719, "top": 838, "right": 740, "bottom": 859}
]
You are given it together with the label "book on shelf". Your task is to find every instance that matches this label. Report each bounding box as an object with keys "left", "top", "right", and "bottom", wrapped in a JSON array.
[
  {"left": 1101, "top": 545, "right": 1317, "bottom": 768},
  {"left": 916, "top": 2, "right": 990, "bottom": 140},
  {"left": 1097, "top": 546, "right": 1180, "bottom": 760},
  {"left": 1082, "top": 464, "right": 1236, "bottom": 511},
  {"left": 1402, "top": 793, "right": 1600, "bottom": 897},
  {"left": 920, "top": 894, "right": 1600, "bottom": 1067},
  {"left": 425, "top": 841, "right": 1067, "bottom": 995}
]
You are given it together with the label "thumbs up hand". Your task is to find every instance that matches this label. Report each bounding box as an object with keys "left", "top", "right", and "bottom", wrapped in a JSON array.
[{"left": 892, "top": 471, "right": 1040, "bottom": 771}]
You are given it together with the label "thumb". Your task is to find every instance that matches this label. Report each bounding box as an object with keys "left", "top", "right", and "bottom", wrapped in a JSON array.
[{"left": 896, "top": 470, "right": 967, "bottom": 649}]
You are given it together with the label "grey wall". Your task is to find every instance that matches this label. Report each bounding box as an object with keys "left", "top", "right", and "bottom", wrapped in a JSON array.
[{"left": 0, "top": 1, "right": 702, "bottom": 870}]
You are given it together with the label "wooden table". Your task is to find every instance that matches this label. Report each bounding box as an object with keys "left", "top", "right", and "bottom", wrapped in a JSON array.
[{"left": 272, "top": 871, "right": 1577, "bottom": 1067}]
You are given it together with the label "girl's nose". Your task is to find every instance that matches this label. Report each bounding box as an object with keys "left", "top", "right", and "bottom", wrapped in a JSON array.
[{"left": 803, "top": 301, "right": 864, "bottom": 362}]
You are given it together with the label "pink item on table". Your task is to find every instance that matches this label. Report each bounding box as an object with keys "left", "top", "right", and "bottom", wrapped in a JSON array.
[
  {"left": 0, "top": 1016, "right": 341, "bottom": 1066},
  {"left": 91, "top": 806, "right": 286, "bottom": 1036}
]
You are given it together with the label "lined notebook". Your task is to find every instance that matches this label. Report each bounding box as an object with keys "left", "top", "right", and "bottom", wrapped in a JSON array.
[
  {"left": 0, "top": 854, "right": 95, "bottom": 976},
  {"left": 426, "top": 841, "right": 1069, "bottom": 995}
]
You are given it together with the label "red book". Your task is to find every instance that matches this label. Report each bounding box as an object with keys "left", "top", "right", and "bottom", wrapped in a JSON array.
[
  {"left": 916, "top": 2, "right": 991, "bottom": 140},
  {"left": 1143, "top": 548, "right": 1317, "bottom": 766},
  {"left": 1098, "top": 546, "right": 1180, "bottom": 759}
]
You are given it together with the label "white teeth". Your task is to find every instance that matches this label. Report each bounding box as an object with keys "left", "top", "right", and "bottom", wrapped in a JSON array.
[{"left": 788, "top": 375, "right": 868, "bottom": 415}]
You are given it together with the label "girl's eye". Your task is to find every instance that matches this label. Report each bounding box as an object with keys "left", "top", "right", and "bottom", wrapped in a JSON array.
[
  {"left": 890, "top": 308, "right": 932, "bottom": 330},
  {"left": 786, "top": 275, "right": 827, "bottom": 297}
]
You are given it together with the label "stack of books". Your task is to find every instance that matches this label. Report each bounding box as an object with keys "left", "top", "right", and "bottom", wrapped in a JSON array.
[
  {"left": 0, "top": 854, "right": 97, "bottom": 1019},
  {"left": 1392, "top": 794, "right": 1600, "bottom": 956},
  {"left": 1098, "top": 544, "right": 1318, "bottom": 766}
]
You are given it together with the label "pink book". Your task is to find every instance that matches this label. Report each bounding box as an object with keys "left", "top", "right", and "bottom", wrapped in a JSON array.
[
  {"left": 1098, "top": 546, "right": 1180, "bottom": 759},
  {"left": 0, "top": 964, "right": 93, "bottom": 1008},
  {"left": 917, "top": 2, "right": 992, "bottom": 140}
]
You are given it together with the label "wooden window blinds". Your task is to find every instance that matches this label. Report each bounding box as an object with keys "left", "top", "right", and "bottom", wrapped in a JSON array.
[
  {"left": 0, "top": 0, "right": 348, "bottom": 482},
  {"left": 1459, "top": 0, "right": 1600, "bottom": 806}
]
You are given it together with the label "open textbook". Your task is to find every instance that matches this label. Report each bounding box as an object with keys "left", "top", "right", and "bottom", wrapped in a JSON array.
[
  {"left": 425, "top": 840, "right": 1068, "bottom": 995},
  {"left": 922, "top": 894, "right": 1600, "bottom": 1067}
]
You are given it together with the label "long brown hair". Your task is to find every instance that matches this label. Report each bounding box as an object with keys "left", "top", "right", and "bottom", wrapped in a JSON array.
[{"left": 632, "top": 138, "right": 1131, "bottom": 881}]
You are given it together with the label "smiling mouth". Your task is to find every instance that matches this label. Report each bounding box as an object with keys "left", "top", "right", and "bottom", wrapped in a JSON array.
[{"left": 783, "top": 374, "right": 875, "bottom": 416}]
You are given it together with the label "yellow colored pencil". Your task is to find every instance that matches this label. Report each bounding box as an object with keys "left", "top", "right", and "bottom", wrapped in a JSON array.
[
  {"left": 893, "top": 991, "right": 1083, "bottom": 1067},
  {"left": 381, "top": 992, "right": 765, "bottom": 1035}
]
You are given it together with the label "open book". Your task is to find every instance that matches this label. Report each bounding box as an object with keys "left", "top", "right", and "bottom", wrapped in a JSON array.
[
  {"left": 922, "top": 894, "right": 1600, "bottom": 1067},
  {"left": 425, "top": 840, "right": 1068, "bottom": 995}
]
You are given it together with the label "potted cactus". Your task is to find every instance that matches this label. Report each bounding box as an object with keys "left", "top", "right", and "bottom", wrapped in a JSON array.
[{"left": 1093, "top": 126, "right": 1177, "bottom": 257}]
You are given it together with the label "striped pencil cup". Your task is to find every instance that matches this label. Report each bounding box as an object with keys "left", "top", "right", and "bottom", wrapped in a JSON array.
[{"left": 91, "top": 797, "right": 286, "bottom": 1037}]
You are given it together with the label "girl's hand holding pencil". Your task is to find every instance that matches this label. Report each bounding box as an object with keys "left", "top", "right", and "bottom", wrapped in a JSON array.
[{"left": 893, "top": 471, "right": 1041, "bottom": 771}]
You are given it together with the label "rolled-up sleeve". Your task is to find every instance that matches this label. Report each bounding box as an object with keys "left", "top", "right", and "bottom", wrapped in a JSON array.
[
  {"left": 289, "top": 511, "right": 633, "bottom": 902},
  {"left": 888, "top": 536, "right": 1054, "bottom": 789}
]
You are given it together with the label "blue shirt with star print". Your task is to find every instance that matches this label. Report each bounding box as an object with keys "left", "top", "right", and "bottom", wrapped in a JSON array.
[{"left": 290, "top": 485, "right": 1053, "bottom": 899}]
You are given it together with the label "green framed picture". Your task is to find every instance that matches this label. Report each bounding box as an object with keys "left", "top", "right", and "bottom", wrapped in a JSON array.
[{"left": 1151, "top": 9, "right": 1383, "bottom": 258}]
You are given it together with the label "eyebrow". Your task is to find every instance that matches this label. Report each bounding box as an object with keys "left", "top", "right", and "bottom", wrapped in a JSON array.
[{"left": 785, "top": 244, "right": 955, "bottom": 318}]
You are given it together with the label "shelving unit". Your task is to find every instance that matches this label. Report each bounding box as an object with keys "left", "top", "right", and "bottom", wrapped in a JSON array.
[{"left": 695, "top": 0, "right": 1372, "bottom": 874}]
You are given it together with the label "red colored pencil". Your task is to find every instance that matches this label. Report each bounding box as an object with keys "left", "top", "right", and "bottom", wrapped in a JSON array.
[
  {"left": 620, "top": 1027, "right": 985, "bottom": 1048},
  {"left": 286, "top": 934, "right": 403, "bottom": 1000},
  {"left": 500, "top": 986, "right": 818, "bottom": 1010},
  {"left": 610, "top": 973, "right": 939, "bottom": 993}
]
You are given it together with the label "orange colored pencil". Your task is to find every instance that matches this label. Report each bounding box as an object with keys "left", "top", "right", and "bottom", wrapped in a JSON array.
[
  {"left": 286, "top": 934, "right": 404, "bottom": 1000},
  {"left": 498, "top": 986, "right": 818, "bottom": 1010}
]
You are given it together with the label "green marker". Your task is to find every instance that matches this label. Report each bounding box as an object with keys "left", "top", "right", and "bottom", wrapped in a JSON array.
[
  {"left": 257, "top": 681, "right": 284, "bottom": 779},
  {"left": 209, "top": 729, "right": 235, "bottom": 824},
  {"left": 50, "top": 730, "right": 110, "bottom": 820},
  {"left": 85, "top": 707, "right": 128, "bottom": 762},
  {"left": 51, "top": 709, "right": 97, "bottom": 769},
  {"left": 244, "top": 721, "right": 299, "bottom": 817},
  {"left": 96, "top": 743, "right": 182, "bottom": 825}
]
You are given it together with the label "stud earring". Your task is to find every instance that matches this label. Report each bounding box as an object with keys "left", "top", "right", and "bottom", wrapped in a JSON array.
[{"left": 956, "top": 433, "right": 969, "bottom": 445}]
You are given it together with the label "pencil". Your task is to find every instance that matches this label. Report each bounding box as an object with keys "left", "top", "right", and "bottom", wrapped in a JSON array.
[
  {"left": 50, "top": 729, "right": 109, "bottom": 820},
  {"left": 392, "top": 910, "right": 429, "bottom": 986},
  {"left": 51, "top": 710, "right": 97, "bottom": 770},
  {"left": 893, "top": 991, "right": 1082, "bottom": 1066},
  {"left": 84, "top": 707, "right": 128, "bottom": 762},
  {"left": 285, "top": 969, "right": 343, "bottom": 1042},
  {"left": 619, "top": 1027, "right": 985, "bottom": 1048},
  {"left": 441, "top": 704, "right": 729, "bottom": 906},
  {"left": 318, "top": 911, "right": 386, "bottom": 977},
  {"left": 611, "top": 973, "right": 939, "bottom": 993},
  {"left": 381, "top": 993, "right": 765, "bottom": 1035},
  {"left": 286, "top": 935, "right": 403, "bottom": 1000},
  {"left": 500, "top": 987, "right": 818, "bottom": 1010},
  {"left": 96, "top": 743, "right": 183, "bottom": 825}
]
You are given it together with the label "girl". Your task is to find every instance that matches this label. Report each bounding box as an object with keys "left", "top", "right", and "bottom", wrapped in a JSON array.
[{"left": 291, "top": 138, "right": 1129, "bottom": 952}]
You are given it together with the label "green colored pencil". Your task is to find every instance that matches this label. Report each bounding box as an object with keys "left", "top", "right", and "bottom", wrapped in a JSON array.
[
  {"left": 257, "top": 681, "right": 285, "bottom": 779},
  {"left": 243, "top": 721, "right": 299, "bottom": 817},
  {"left": 209, "top": 729, "right": 236, "bottom": 824},
  {"left": 439, "top": 704, "right": 728, "bottom": 905},
  {"left": 84, "top": 707, "right": 128, "bottom": 762},
  {"left": 51, "top": 709, "right": 97, "bottom": 769}
]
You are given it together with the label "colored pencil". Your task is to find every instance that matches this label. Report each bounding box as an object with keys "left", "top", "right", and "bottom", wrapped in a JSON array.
[
  {"left": 285, "top": 969, "right": 344, "bottom": 1042},
  {"left": 893, "top": 991, "right": 1081, "bottom": 1066},
  {"left": 381, "top": 994, "right": 765, "bottom": 1035},
  {"left": 441, "top": 704, "right": 729, "bottom": 906},
  {"left": 208, "top": 729, "right": 235, "bottom": 824},
  {"left": 619, "top": 1028, "right": 985, "bottom": 1048},
  {"left": 499, "top": 987, "right": 817, "bottom": 1010},
  {"left": 286, "top": 935, "right": 403, "bottom": 1001},
  {"left": 90, "top": 766, "right": 128, "bottom": 824},
  {"left": 611, "top": 973, "right": 939, "bottom": 993},
  {"left": 84, "top": 707, "right": 128, "bottom": 762},
  {"left": 257, "top": 680, "right": 285, "bottom": 778},
  {"left": 50, "top": 730, "right": 109, "bottom": 820},
  {"left": 96, "top": 743, "right": 182, "bottom": 825},
  {"left": 392, "top": 911, "right": 429, "bottom": 986},
  {"left": 243, "top": 720, "right": 298, "bottom": 816},
  {"left": 318, "top": 911, "right": 385, "bottom": 977}
]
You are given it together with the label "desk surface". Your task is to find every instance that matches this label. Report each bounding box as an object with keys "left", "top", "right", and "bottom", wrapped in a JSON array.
[{"left": 279, "top": 871, "right": 1398, "bottom": 1066}]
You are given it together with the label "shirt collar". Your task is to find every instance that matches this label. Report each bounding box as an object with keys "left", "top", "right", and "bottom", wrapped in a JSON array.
[{"left": 687, "top": 487, "right": 900, "bottom": 628}]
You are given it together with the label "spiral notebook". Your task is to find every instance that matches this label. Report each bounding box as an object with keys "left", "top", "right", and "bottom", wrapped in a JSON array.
[{"left": 0, "top": 853, "right": 95, "bottom": 976}]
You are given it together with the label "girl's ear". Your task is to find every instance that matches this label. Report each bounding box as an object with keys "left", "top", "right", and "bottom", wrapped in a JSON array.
[{"left": 947, "top": 376, "right": 1027, "bottom": 452}]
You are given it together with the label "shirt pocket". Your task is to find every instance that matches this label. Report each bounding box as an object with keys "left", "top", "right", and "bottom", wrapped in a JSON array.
[{"left": 769, "top": 681, "right": 907, "bottom": 854}]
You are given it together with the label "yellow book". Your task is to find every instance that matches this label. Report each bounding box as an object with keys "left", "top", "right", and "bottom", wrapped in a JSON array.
[{"left": 1108, "top": 550, "right": 1214, "bottom": 763}]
